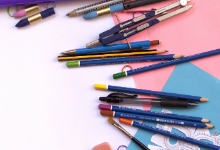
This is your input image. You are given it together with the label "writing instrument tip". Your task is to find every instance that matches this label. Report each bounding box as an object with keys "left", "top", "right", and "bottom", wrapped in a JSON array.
[
  {"left": 159, "top": 40, "right": 161, "bottom": 44},
  {"left": 66, "top": 13, "right": 69, "bottom": 16},
  {"left": 209, "top": 120, "right": 211, "bottom": 123},
  {"left": 165, "top": 50, "right": 168, "bottom": 52},
  {"left": 181, "top": 55, "right": 184, "bottom": 58}
]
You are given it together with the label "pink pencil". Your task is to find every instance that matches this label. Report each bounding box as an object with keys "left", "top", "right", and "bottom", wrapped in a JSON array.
[{"left": 13, "top": 5, "right": 39, "bottom": 18}]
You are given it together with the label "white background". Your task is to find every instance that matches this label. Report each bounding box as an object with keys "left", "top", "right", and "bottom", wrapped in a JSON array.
[{"left": 0, "top": 1, "right": 143, "bottom": 149}]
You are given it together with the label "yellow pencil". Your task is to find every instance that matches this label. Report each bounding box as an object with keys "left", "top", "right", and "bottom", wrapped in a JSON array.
[{"left": 58, "top": 50, "right": 167, "bottom": 61}]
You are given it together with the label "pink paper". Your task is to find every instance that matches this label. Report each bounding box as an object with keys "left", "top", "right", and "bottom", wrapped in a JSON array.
[{"left": 112, "top": 0, "right": 220, "bottom": 110}]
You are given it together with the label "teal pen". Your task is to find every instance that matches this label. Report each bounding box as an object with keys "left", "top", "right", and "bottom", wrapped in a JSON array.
[{"left": 61, "top": 40, "right": 160, "bottom": 55}]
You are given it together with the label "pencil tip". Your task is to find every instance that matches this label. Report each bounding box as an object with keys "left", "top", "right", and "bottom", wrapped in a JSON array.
[
  {"left": 66, "top": 13, "right": 69, "bottom": 16},
  {"left": 209, "top": 120, "right": 211, "bottom": 123},
  {"left": 165, "top": 50, "right": 168, "bottom": 52},
  {"left": 181, "top": 55, "right": 184, "bottom": 58},
  {"left": 159, "top": 40, "right": 161, "bottom": 44}
]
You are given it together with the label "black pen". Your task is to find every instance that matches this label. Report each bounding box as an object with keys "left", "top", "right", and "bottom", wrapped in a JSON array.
[
  {"left": 99, "top": 93, "right": 198, "bottom": 108},
  {"left": 84, "top": 0, "right": 166, "bottom": 19}
]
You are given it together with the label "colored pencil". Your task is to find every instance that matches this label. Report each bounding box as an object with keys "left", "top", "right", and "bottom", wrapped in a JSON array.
[
  {"left": 98, "top": 104, "right": 210, "bottom": 123},
  {"left": 120, "top": 118, "right": 220, "bottom": 150},
  {"left": 58, "top": 50, "right": 167, "bottom": 61},
  {"left": 113, "top": 48, "right": 220, "bottom": 79},
  {"left": 101, "top": 110, "right": 214, "bottom": 128},
  {"left": 66, "top": 54, "right": 184, "bottom": 68},
  {"left": 94, "top": 84, "right": 209, "bottom": 102}
]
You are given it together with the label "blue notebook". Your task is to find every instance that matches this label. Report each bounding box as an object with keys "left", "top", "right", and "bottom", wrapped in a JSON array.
[{"left": 127, "top": 62, "right": 220, "bottom": 150}]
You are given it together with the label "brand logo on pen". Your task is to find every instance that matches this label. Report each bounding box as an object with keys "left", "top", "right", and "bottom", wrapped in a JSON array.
[{"left": 102, "top": 34, "right": 114, "bottom": 40}]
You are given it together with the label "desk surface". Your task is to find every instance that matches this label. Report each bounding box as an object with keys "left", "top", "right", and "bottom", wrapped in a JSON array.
[{"left": 0, "top": 1, "right": 140, "bottom": 149}]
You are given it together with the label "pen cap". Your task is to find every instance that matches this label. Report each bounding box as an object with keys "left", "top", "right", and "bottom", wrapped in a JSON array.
[
  {"left": 40, "top": 8, "right": 55, "bottom": 19},
  {"left": 113, "top": 72, "right": 126, "bottom": 79}
]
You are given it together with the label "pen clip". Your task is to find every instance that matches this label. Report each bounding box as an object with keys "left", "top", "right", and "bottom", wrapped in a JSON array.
[{"left": 107, "top": 93, "right": 138, "bottom": 98}]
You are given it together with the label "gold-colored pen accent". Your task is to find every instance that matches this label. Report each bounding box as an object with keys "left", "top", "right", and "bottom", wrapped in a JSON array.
[
  {"left": 25, "top": 5, "right": 39, "bottom": 15},
  {"left": 97, "top": 7, "right": 111, "bottom": 16},
  {"left": 28, "top": 13, "right": 42, "bottom": 24}
]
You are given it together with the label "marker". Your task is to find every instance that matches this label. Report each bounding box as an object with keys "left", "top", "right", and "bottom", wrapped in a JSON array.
[
  {"left": 100, "top": 110, "right": 214, "bottom": 128},
  {"left": 94, "top": 84, "right": 209, "bottom": 102},
  {"left": 13, "top": 5, "right": 39, "bottom": 18},
  {"left": 16, "top": 8, "right": 55, "bottom": 27},
  {"left": 66, "top": 54, "right": 183, "bottom": 68},
  {"left": 113, "top": 48, "right": 220, "bottom": 79},
  {"left": 84, "top": 0, "right": 165, "bottom": 19},
  {"left": 120, "top": 119, "right": 220, "bottom": 150},
  {"left": 61, "top": 40, "right": 160, "bottom": 55},
  {"left": 99, "top": 104, "right": 209, "bottom": 123}
]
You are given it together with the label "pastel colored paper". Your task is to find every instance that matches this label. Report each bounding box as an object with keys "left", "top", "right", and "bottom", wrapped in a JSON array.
[
  {"left": 111, "top": 0, "right": 220, "bottom": 110},
  {"left": 126, "top": 62, "right": 220, "bottom": 150}
]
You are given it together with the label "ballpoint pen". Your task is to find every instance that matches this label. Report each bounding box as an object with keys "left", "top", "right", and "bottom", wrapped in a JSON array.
[
  {"left": 84, "top": 0, "right": 166, "bottom": 19},
  {"left": 99, "top": 93, "right": 198, "bottom": 108},
  {"left": 86, "top": 0, "right": 193, "bottom": 48}
]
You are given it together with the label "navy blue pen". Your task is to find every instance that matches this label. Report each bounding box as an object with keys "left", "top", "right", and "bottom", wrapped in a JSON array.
[
  {"left": 98, "top": 104, "right": 210, "bottom": 123},
  {"left": 66, "top": 54, "right": 183, "bottom": 67},
  {"left": 94, "top": 84, "right": 209, "bottom": 102},
  {"left": 120, "top": 119, "right": 220, "bottom": 150},
  {"left": 61, "top": 40, "right": 160, "bottom": 55},
  {"left": 16, "top": 8, "right": 55, "bottom": 27},
  {"left": 100, "top": 110, "right": 214, "bottom": 128},
  {"left": 114, "top": 48, "right": 220, "bottom": 79}
]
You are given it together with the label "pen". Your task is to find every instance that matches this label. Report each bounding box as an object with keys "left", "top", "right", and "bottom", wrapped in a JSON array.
[
  {"left": 101, "top": 110, "right": 214, "bottom": 128},
  {"left": 98, "top": 104, "right": 210, "bottom": 123},
  {"left": 67, "top": 0, "right": 129, "bottom": 17},
  {"left": 99, "top": 93, "right": 198, "bottom": 108},
  {"left": 113, "top": 48, "right": 220, "bottom": 79},
  {"left": 61, "top": 40, "right": 160, "bottom": 55},
  {"left": 58, "top": 50, "right": 167, "bottom": 61},
  {"left": 120, "top": 118, "right": 220, "bottom": 150},
  {"left": 84, "top": 0, "right": 165, "bottom": 20},
  {"left": 94, "top": 84, "right": 209, "bottom": 102},
  {"left": 66, "top": 54, "right": 183, "bottom": 68}
]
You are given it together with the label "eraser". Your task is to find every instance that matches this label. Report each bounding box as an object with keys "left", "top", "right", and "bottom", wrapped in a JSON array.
[{"left": 92, "top": 142, "right": 112, "bottom": 150}]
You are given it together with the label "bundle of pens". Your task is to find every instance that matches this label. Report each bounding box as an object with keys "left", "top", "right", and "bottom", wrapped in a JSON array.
[{"left": 94, "top": 84, "right": 220, "bottom": 150}]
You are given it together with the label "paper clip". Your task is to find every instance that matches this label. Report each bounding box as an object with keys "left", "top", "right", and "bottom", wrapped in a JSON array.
[
  {"left": 47, "top": 2, "right": 56, "bottom": 9},
  {"left": 117, "top": 145, "right": 127, "bottom": 150},
  {"left": 122, "top": 65, "right": 133, "bottom": 72},
  {"left": 8, "top": 6, "right": 19, "bottom": 17}
]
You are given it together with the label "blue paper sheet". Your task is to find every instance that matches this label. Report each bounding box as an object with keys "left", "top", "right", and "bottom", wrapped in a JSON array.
[{"left": 127, "top": 62, "right": 220, "bottom": 150}]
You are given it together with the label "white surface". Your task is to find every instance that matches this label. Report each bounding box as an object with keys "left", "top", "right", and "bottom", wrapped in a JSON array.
[{"left": 0, "top": 1, "right": 142, "bottom": 150}]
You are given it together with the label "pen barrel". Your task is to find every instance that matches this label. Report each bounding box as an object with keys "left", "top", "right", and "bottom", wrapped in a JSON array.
[
  {"left": 131, "top": 137, "right": 150, "bottom": 150},
  {"left": 124, "top": 0, "right": 165, "bottom": 10},
  {"left": 160, "top": 99, "right": 189, "bottom": 108},
  {"left": 115, "top": 98, "right": 160, "bottom": 105}
]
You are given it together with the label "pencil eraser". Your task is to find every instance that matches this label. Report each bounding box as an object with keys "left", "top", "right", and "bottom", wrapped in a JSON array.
[{"left": 92, "top": 142, "right": 112, "bottom": 150}]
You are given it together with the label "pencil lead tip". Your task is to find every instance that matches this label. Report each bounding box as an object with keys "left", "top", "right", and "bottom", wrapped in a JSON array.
[
  {"left": 66, "top": 13, "right": 69, "bottom": 16},
  {"left": 165, "top": 50, "right": 168, "bottom": 52},
  {"left": 181, "top": 55, "right": 184, "bottom": 58}
]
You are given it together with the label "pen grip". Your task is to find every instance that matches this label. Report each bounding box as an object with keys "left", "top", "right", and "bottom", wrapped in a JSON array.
[
  {"left": 131, "top": 137, "right": 150, "bottom": 150},
  {"left": 124, "top": 0, "right": 165, "bottom": 10},
  {"left": 160, "top": 99, "right": 188, "bottom": 108}
]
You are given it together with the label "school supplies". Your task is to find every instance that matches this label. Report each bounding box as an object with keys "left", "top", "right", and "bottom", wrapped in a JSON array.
[
  {"left": 84, "top": 0, "right": 165, "bottom": 19},
  {"left": 98, "top": 104, "right": 209, "bottom": 123},
  {"left": 119, "top": 118, "right": 220, "bottom": 150},
  {"left": 94, "top": 84, "right": 209, "bottom": 102},
  {"left": 86, "top": 1, "right": 193, "bottom": 47},
  {"left": 67, "top": 0, "right": 129, "bottom": 17},
  {"left": 13, "top": 5, "right": 39, "bottom": 18},
  {"left": 66, "top": 54, "right": 183, "bottom": 67},
  {"left": 107, "top": 117, "right": 150, "bottom": 150},
  {"left": 16, "top": 7, "right": 55, "bottom": 27},
  {"left": 101, "top": 110, "right": 214, "bottom": 128},
  {"left": 58, "top": 50, "right": 167, "bottom": 61},
  {"left": 99, "top": 93, "right": 198, "bottom": 107},
  {"left": 61, "top": 40, "right": 160, "bottom": 55},
  {"left": 113, "top": 48, "right": 220, "bottom": 79}
]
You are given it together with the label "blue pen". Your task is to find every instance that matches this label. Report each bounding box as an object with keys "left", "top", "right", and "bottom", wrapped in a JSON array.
[
  {"left": 94, "top": 84, "right": 209, "bottom": 102},
  {"left": 83, "top": 0, "right": 165, "bottom": 19},
  {"left": 66, "top": 54, "right": 183, "bottom": 67},
  {"left": 120, "top": 119, "right": 220, "bottom": 150},
  {"left": 101, "top": 110, "right": 214, "bottom": 128},
  {"left": 61, "top": 40, "right": 159, "bottom": 55},
  {"left": 113, "top": 48, "right": 220, "bottom": 79},
  {"left": 86, "top": 1, "right": 193, "bottom": 47},
  {"left": 98, "top": 104, "right": 210, "bottom": 123}
]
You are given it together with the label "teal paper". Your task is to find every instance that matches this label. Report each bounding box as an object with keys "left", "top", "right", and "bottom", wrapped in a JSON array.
[{"left": 127, "top": 62, "right": 220, "bottom": 150}]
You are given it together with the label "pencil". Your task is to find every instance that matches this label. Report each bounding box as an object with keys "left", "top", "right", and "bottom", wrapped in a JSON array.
[
  {"left": 66, "top": 54, "right": 184, "bottom": 68},
  {"left": 113, "top": 48, "right": 220, "bottom": 79},
  {"left": 120, "top": 118, "right": 220, "bottom": 150},
  {"left": 101, "top": 110, "right": 214, "bottom": 128},
  {"left": 98, "top": 104, "right": 211, "bottom": 123},
  {"left": 58, "top": 50, "right": 168, "bottom": 61},
  {"left": 94, "top": 84, "right": 209, "bottom": 102}
]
